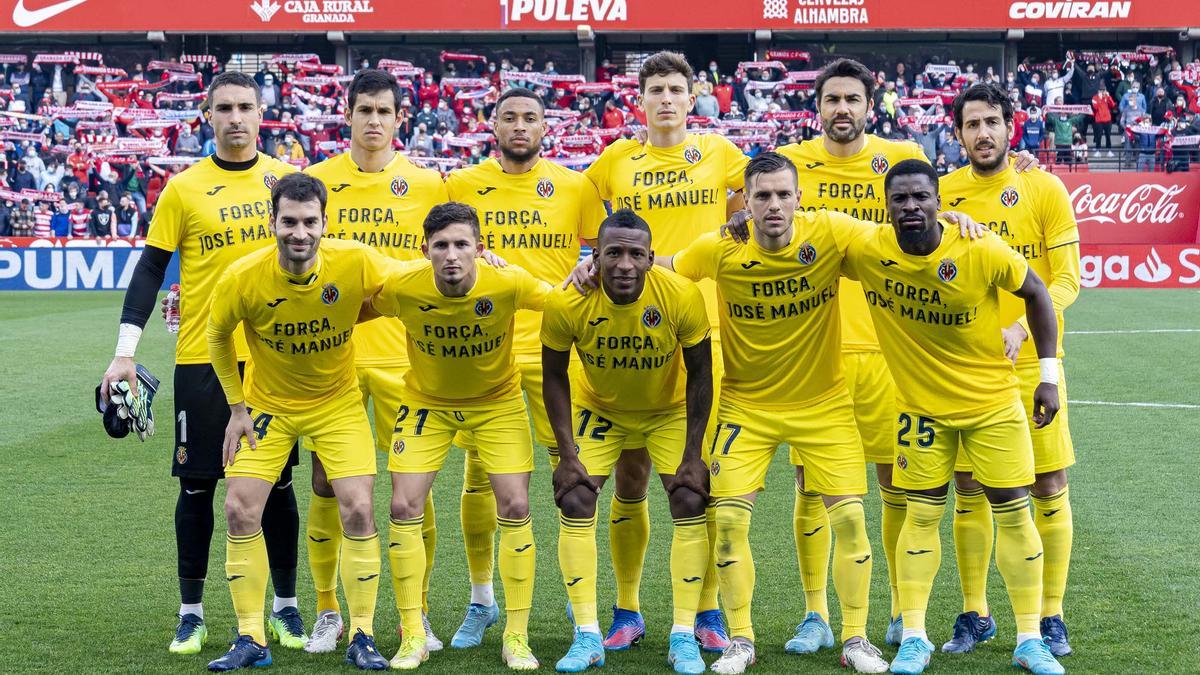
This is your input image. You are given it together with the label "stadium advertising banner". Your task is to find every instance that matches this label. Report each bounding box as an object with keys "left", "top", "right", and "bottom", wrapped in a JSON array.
[
  {"left": 0, "top": 237, "right": 180, "bottom": 291},
  {"left": 1061, "top": 172, "right": 1200, "bottom": 244},
  {"left": 3, "top": 0, "right": 1192, "bottom": 32},
  {"left": 1079, "top": 244, "right": 1200, "bottom": 288}
]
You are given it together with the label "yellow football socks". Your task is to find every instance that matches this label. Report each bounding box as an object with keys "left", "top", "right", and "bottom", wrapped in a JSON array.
[
  {"left": 952, "top": 486, "right": 994, "bottom": 616},
  {"left": 879, "top": 485, "right": 907, "bottom": 619},
  {"left": 340, "top": 532, "right": 381, "bottom": 636},
  {"left": 713, "top": 497, "right": 755, "bottom": 642},
  {"left": 461, "top": 451, "right": 497, "bottom": 587},
  {"left": 307, "top": 493, "right": 343, "bottom": 615},
  {"left": 828, "top": 498, "right": 871, "bottom": 641},
  {"left": 670, "top": 514, "right": 709, "bottom": 627},
  {"left": 388, "top": 516, "right": 426, "bottom": 638},
  {"left": 559, "top": 514, "right": 599, "bottom": 627},
  {"left": 1032, "top": 487, "right": 1072, "bottom": 618},
  {"left": 696, "top": 507, "right": 721, "bottom": 614},
  {"left": 497, "top": 515, "right": 536, "bottom": 637},
  {"left": 993, "top": 495, "right": 1043, "bottom": 636},
  {"left": 421, "top": 492, "right": 436, "bottom": 613},
  {"left": 609, "top": 493, "right": 649, "bottom": 612},
  {"left": 896, "top": 493, "right": 946, "bottom": 633},
  {"left": 794, "top": 487, "right": 831, "bottom": 620},
  {"left": 226, "top": 530, "right": 269, "bottom": 645}
]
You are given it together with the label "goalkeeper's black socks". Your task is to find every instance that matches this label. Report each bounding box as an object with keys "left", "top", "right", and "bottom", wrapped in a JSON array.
[
  {"left": 176, "top": 477, "right": 218, "bottom": 604},
  {"left": 262, "top": 466, "right": 300, "bottom": 599}
]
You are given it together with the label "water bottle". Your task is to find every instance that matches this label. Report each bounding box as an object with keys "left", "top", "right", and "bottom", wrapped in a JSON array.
[{"left": 165, "top": 284, "right": 181, "bottom": 334}]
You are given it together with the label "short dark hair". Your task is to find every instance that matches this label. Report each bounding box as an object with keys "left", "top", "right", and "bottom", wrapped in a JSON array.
[
  {"left": 495, "top": 87, "right": 545, "bottom": 115},
  {"left": 744, "top": 151, "right": 797, "bottom": 190},
  {"left": 423, "top": 202, "right": 480, "bottom": 239},
  {"left": 638, "top": 51, "right": 693, "bottom": 93},
  {"left": 814, "top": 58, "right": 876, "bottom": 103},
  {"left": 347, "top": 68, "right": 403, "bottom": 111},
  {"left": 952, "top": 83, "right": 1014, "bottom": 130},
  {"left": 597, "top": 208, "right": 652, "bottom": 244},
  {"left": 206, "top": 71, "right": 261, "bottom": 105},
  {"left": 271, "top": 172, "right": 327, "bottom": 214},
  {"left": 884, "top": 159, "right": 940, "bottom": 195}
]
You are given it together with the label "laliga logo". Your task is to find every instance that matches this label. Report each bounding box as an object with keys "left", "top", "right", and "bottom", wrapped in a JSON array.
[
  {"left": 1070, "top": 183, "right": 1185, "bottom": 226},
  {"left": 505, "top": 0, "right": 627, "bottom": 22},
  {"left": 1133, "top": 247, "right": 1172, "bottom": 283}
]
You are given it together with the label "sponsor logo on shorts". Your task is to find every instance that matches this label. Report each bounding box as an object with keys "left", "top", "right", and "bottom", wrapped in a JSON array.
[
  {"left": 871, "top": 153, "right": 890, "bottom": 175},
  {"left": 391, "top": 176, "right": 409, "bottom": 198},
  {"left": 536, "top": 177, "right": 555, "bottom": 199},
  {"left": 797, "top": 241, "right": 817, "bottom": 265},
  {"left": 642, "top": 305, "right": 662, "bottom": 328},
  {"left": 683, "top": 145, "right": 702, "bottom": 164},
  {"left": 321, "top": 282, "right": 339, "bottom": 304},
  {"left": 475, "top": 297, "right": 494, "bottom": 317},
  {"left": 1001, "top": 186, "right": 1020, "bottom": 207},
  {"left": 937, "top": 258, "right": 958, "bottom": 283}
]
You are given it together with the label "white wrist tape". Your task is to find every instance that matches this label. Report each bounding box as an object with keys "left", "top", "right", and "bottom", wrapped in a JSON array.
[
  {"left": 115, "top": 323, "right": 143, "bottom": 358},
  {"left": 1039, "top": 358, "right": 1059, "bottom": 385}
]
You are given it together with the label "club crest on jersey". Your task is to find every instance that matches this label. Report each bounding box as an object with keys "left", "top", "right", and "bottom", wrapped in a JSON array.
[
  {"left": 642, "top": 305, "right": 663, "bottom": 328},
  {"left": 263, "top": 172, "right": 278, "bottom": 190},
  {"left": 937, "top": 258, "right": 958, "bottom": 283},
  {"left": 870, "top": 153, "right": 890, "bottom": 175},
  {"left": 474, "top": 297, "right": 494, "bottom": 317},
  {"left": 1000, "top": 186, "right": 1019, "bottom": 208},
  {"left": 391, "top": 176, "right": 409, "bottom": 198},
  {"left": 536, "top": 177, "right": 555, "bottom": 199},
  {"left": 797, "top": 241, "right": 818, "bottom": 265},
  {"left": 683, "top": 145, "right": 702, "bottom": 164},
  {"left": 176, "top": 446, "right": 188, "bottom": 465},
  {"left": 896, "top": 453, "right": 908, "bottom": 470},
  {"left": 321, "top": 282, "right": 340, "bottom": 305}
]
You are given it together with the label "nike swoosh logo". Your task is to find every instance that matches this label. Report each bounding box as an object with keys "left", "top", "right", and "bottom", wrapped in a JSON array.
[
  {"left": 741, "top": 261, "right": 762, "bottom": 269},
  {"left": 184, "top": 489, "right": 207, "bottom": 495},
  {"left": 631, "top": 153, "right": 646, "bottom": 160},
  {"left": 206, "top": 185, "right": 225, "bottom": 196},
  {"left": 418, "top": 304, "right": 437, "bottom": 312},
  {"left": 880, "top": 259, "right": 898, "bottom": 267},
  {"left": 954, "top": 509, "right": 971, "bottom": 514},
  {"left": 515, "top": 543, "right": 532, "bottom": 552},
  {"left": 1025, "top": 552, "right": 1044, "bottom": 561},
  {"left": 226, "top": 575, "right": 244, "bottom": 581},
  {"left": 949, "top": 197, "right": 966, "bottom": 207},
  {"left": 682, "top": 576, "right": 702, "bottom": 583},
  {"left": 476, "top": 187, "right": 497, "bottom": 195},
  {"left": 1042, "top": 509, "right": 1061, "bottom": 517},
  {"left": 588, "top": 317, "right": 609, "bottom": 326},
  {"left": 331, "top": 183, "right": 351, "bottom": 192},
  {"left": 805, "top": 162, "right": 824, "bottom": 169},
  {"left": 855, "top": 555, "right": 871, "bottom": 564},
  {"left": 12, "top": 0, "right": 89, "bottom": 28},
  {"left": 716, "top": 560, "right": 736, "bottom": 568},
  {"left": 610, "top": 517, "right": 630, "bottom": 524},
  {"left": 267, "top": 298, "right": 287, "bottom": 307},
  {"left": 906, "top": 549, "right": 934, "bottom": 555},
  {"left": 802, "top": 526, "right": 823, "bottom": 537},
  {"left": 308, "top": 536, "right": 331, "bottom": 543},
  {"left": 357, "top": 574, "right": 379, "bottom": 581},
  {"left": 567, "top": 577, "right": 583, "bottom": 586}
]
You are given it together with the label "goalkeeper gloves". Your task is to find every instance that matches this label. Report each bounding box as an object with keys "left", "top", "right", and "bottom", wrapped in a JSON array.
[{"left": 95, "top": 364, "right": 161, "bottom": 441}]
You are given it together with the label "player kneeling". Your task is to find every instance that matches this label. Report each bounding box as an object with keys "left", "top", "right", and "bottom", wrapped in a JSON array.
[
  {"left": 205, "top": 174, "right": 391, "bottom": 671},
  {"left": 542, "top": 209, "right": 714, "bottom": 674}
]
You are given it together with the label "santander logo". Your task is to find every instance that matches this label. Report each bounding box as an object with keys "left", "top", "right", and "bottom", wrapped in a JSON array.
[{"left": 1069, "top": 183, "right": 1185, "bottom": 227}]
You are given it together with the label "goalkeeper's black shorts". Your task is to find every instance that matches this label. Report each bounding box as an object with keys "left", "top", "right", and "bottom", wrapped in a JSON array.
[{"left": 172, "top": 363, "right": 299, "bottom": 480}]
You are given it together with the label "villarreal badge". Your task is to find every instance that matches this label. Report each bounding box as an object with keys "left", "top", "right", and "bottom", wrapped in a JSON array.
[
  {"left": 870, "top": 153, "right": 890, "bottom": 175},
  {"left": 683, "top": 145, "right": 702, "bottom": 164},
  {"left": 536, "top": 177, "right": 555, "bottom": 199},
  {"left": 642, "top": 305, "right": 662, "bottom": 328},
  {"left": 391, "top": 176, "right": 409, "bottom": 197},
  {"left": 937, "top": 258, "right": 958, "bottom": 283},
  {"left": 1000, "top": 186, "right": 1019, "bottom": 208},
  {"left": 321, "top": 283, "right": 340, "bottom": 305},
  {"left": 474, "top": 297, "right": 494, "bottom": 317},
  {"left": 176, "top": 446, "right": 188, "bottom": 465},
  {"left": 797, "top": 241, "right": 818, "bottom": 265},
  {"left": 896, "top": 453, "right": 908, "bottom": 470},
  {"left": 392, "top": 439, "right": 405, "bottom": 454},
  {"left": 709, "top": 460, "right": 721, "bottom": 476},
  {"left": 263, "top": 172, "right": 278, "bottom": 190}
]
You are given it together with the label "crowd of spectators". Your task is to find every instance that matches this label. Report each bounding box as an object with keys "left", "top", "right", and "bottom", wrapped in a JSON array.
[{"left": 2, "top": 45, "right": 1199, "bottom": 238}]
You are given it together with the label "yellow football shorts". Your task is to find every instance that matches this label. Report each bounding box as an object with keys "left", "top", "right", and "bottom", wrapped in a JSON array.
[
  {"left": 356, "top": 365, "right": 408, "bottom": 455},
  {"left": 708, "top": 390, "right": 867, "bottom": 498},
  {"left": 842, "top": 350, "right": 897, "bottom": 465},
  {"left": 574, "top": 403, "right": 689, "bottom": 477},
  {"left": 228, "top": 387, "right": 376, "bottom": 483},
  {"left": 954, "top": 359, "right": 1075, "bottom": 474},
  {"left": 457, "top": 356, "right": 560, "bottom": 453},
  {"left": 388, "top": 395, "right": 535, "bottom": 475},
  {"left": 894, "top": 394, "right": 1034, "bottom": 491}
]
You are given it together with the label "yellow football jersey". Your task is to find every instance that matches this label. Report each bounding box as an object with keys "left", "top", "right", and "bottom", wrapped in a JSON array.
[
  {"left": 671, "top": 212, "right": 875, "bottom": 408},
  {"left": 145, "top": 153, "right": 297, "bottom": 364},
  {"left": 371, "top": 261, "right": 550, "bottom": 409},
  {"left": 939, "top": 165, "right": 1080, "bottom": 363},
  {"left": 778, "top": 134, "right": 928, "bottom": 352},
  {"left": 540, "top": 266, "right": 710, "bottom": 414},
  {"left": 842, "top": 223, "right": 1030, "bottom": 417},
  {"left": 306, "top": 152, "right": 447, "bottom": 367},
  {"left": 207, "top": 238, "right": 397, "bottom": 415},
  {"left": 584, "top": 133, "right": 748, "bottom": 328},
  {"left": 445, "top": 157, "right": 606, "bottom": 357}
]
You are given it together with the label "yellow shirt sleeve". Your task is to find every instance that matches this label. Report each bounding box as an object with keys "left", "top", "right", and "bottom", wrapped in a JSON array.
[
  {"left": 670, "top": 232, "right": 721, "bottom": 281},
  {"left": 721, "top": 136, "right": 749, "bottom": 191},
  {"left": 676, "top": 281, "right": 712, "bottom": 348},
  {"left": 1037, "top": 174, "right": 1082, "bottom": 314},
  {"left": 515, "top": 267, "right": 552, "bottom": 311},
  {"left": 360, "top": 245, "right": 400, "bottom": 296},
  {"left": 206, "top": 269, "right": 245, "bottom": 405},
  {"left": 828, "top": 212, "right": 879, "bottom": 257},
  {"left": 583, "top": 147, "right": 614, "bottom": 200},
  {"left": 579, "top": 176, "right": 606, "bottom": 241},
  {"left": 539, "top": 290, "right": 575, "bottom": 352},
  {"left": 984, "top": 232, "right": 1031, "bottom": 293},
  {"left": 144, "top": 180, "right": 185, "bottom": 251}
]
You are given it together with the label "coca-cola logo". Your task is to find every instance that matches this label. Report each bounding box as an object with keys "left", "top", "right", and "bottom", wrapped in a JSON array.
[{"left": 1070, "top": 183, "right": 1185, "bottom": 226}]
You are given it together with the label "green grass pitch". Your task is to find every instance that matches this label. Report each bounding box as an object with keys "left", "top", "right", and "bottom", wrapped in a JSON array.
[{"left": 2, "top": 289, "right": 1198, "bottom": 673}]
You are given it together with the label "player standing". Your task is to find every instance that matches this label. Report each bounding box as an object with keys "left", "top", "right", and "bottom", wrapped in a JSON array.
[
  {"left": 583, "top": 50, "right": 745, "bottom": 651},
  {"left": 98, "top": 72, "right": 305, "bottom": 656},
  {"left": 843, "top": 159, "right": 1065, "bottom": 675},
  {"left": 443, "top": 87, "right": 606, "bottom": 649},
  {"left": 542, "top": 209, "right": 713, "bottom": 675},
  {"left": 205, "top": 173, "right": 390, "bottom": 671},
  {"left": 938, "top": 83, "right": 1080, "bottom": 657},
  {"left": 374, "top": 203, "right": 550, "bottom": 671},
  {"left": 304, "top": 68, "right": 448, "bottom": 652}
]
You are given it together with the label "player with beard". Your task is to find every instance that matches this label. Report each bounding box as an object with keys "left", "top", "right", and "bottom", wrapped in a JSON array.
[
  {"left": 938, "top": 83, "right": 1080, "bottom": 658},
  {"left": 443, "top": 87, "right": 606, "bottom": 650}
]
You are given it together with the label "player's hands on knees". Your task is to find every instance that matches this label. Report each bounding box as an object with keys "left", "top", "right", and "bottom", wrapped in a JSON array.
[
  {"left": 100, "top": 356, "right": 138, "bottom": 404},
  {"left": 720, "top": 209, "right": 751, "bottom": 244},
  {"left": 667, "top": 456, "right": 710, "bottom": 502},
  {"left": 939, "top": 211, "right": 988, "bottom": 239},
  {"left": 480, "top": 248, "right": 508, "bottom": 268},
  {"left": 1031, "top": 382, "right": 1060, "bottom": 429},
  {"left": 563, "top": 257, "right": 598, "bottom": 294},
  {"left": 1002, "top": 322, "right": 1028, "bottom": 364},
  {"left": 552, "top": 455, "right": 598, "bottom": 507},
  {"left": 223, "top": 404, "right": 256, "bottom": 466},
  {"left": 1011, "top": 149, "right": 1041, "bottom": 173}
]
